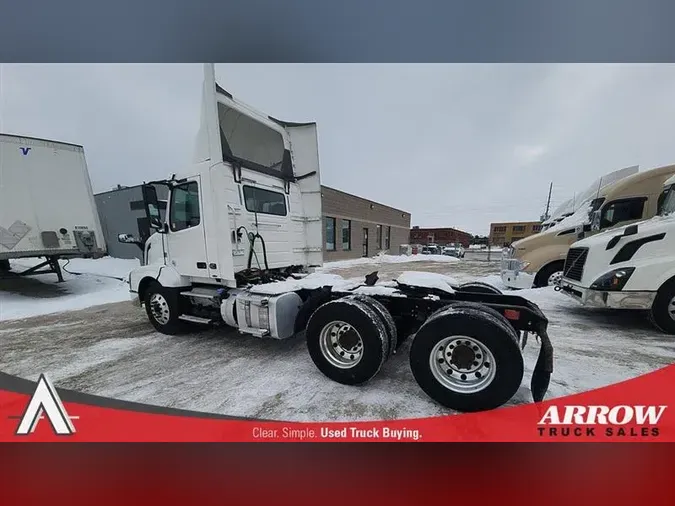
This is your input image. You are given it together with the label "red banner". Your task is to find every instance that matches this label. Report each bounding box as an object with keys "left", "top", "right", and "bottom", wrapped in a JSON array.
[{"left": 1, "top": 365, "right": 673, "bottom": 442}]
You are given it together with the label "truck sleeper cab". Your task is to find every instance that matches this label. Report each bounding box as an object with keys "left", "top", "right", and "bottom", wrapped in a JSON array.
[
  {"left": 558, "top": 174, "right": 675, "bottom": 335},
  {"left": 121, "top": 65, "right": 554, "bottom": 413},
  {"left": 501, "top": 164, "right": 675, "bottom": 290}
]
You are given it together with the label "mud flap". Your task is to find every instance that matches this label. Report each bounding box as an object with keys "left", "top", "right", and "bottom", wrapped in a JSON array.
[{"left": 530, "top": 328, "right": 553, "bottom": 403}]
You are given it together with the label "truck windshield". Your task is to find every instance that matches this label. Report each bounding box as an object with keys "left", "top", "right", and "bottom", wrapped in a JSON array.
[{"left": 659, "top": 186, "right": 675, "bottom": 216}]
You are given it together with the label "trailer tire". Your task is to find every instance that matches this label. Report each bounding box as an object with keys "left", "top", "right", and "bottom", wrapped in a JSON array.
[
  {"left": 143, "top": 280, "right": 189, "bottom": 335},
  {"left": 648, "top": 278, "right": 675, "bottom": 335},
  {"left": 349, "top": 295, "right": 398, "bottom": 355},
  {"left": 409, "top": 306, "right": 524, "bottom": 412},
  {"left": 457, "top": 281, "right": 503, "bottom": 295},
  {"left": 306, "top": 298, "right": 389, "bottom": 385}
]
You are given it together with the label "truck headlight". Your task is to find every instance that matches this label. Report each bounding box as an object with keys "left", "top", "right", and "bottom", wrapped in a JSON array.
[{"left": 590, "top": 267, "right": 635, "bottom": 291}]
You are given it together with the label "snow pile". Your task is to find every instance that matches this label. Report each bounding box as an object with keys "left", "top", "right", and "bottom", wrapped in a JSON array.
[
  {"left": 396, "top": 271, "right": 457, "bottom": 294},
  {"left": 320, "top": 253, "right": 460, "bottom": 270},
  {"left": 0, "top": 257, "right": 140, "bottom": 322}
]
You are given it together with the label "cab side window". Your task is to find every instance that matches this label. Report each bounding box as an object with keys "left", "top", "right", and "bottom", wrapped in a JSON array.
[
  {"left": 170, "top": 182, "right": 201, "bottom": 231},
  {"left": 600, "top": 198, "right": 645, "bottom": 229}
]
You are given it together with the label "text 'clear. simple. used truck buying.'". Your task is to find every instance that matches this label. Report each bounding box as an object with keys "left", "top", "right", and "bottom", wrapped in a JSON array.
[
  {"left": 119, "top": 64, "right": 555, "bottom": 413},
  {"left": 559, "top": 174, "right": 675, "bottom": 335}
]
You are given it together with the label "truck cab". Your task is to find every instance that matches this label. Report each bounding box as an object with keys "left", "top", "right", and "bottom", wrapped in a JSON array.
[
  {"left": 501, "top": 164, "right": 675, "bottom": 289},
  {"left": 558, "top": 174, "right": 675, "bottom": 334},
  {"left": 117, "top": 65, "right": 556, "bottom": 414}
]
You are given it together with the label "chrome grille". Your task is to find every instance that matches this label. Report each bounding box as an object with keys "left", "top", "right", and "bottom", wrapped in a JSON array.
[{"left": 563, "top": 247, "right": 588, "bottom": 281}]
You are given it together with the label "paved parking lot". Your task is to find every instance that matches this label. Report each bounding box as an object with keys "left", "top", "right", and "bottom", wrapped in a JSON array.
[{"left": 1, "top": 259, "right": 673, "bottom": 421}]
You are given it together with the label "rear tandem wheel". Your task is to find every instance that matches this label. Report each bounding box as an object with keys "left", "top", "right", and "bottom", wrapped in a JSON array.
[{"left": 409, "top": 304, "right": 524, "bottom": 412}]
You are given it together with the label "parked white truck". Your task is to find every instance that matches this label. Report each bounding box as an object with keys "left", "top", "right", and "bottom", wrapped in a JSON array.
[
  {"left": 120, "top": 64, "right": 555, "bottom": 413},
  {"left": 0, "top": 134, "right": 106, "bottom": 280},
  {"left": 558, "top": 174, "right": 675, "bottom": 335}
]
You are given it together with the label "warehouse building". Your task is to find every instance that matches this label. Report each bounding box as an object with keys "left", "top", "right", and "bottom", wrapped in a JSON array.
[
  {"left": 489, "top": 221, "right": 542, "bottom": 247},
  {"left": 95, "top": 184, "right": 411, "bottom": 262},
  {"left": 409, "top": 226, "right": 473, "bottom": 248},
  {"left": 321, "top": 186, "right": 411, "bottom": 261}
]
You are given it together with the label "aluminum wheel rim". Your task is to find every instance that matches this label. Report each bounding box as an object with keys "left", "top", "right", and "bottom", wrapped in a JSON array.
[
  {"left": 547, "top": 271, "right": 563, "bottom": 287},
  {"left": 149, "top": 293, "right": 171, "bottom": 325},
  {"left": 429, "top": 335, "right": 497, "bottom": 394},
  {"left": 669, "top": 296, "right": 675, "bottom": 322},
  {"left": 319, "top": 320, "right": 364, "bottom": 369}
]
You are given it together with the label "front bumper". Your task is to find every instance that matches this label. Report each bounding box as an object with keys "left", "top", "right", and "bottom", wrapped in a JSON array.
[
  {"left": 559, "top": 280, "right": 656, "bottom": 310},
  {"left": 501, "top": 269, "right": 535, "bottom": 289}
]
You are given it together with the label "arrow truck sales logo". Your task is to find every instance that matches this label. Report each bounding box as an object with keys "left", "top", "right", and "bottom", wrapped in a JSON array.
[
  {"left": 11, "top": 375, "right": 78, "bottom": 436},
  {"left": 537, "top": 405, "right": 667, "bottom": 438}
]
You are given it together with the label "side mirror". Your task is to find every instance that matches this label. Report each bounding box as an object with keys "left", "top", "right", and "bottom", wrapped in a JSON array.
[
  {"left": 142, "top": 184, "right": 163, "bottom": 230},
  {"left": 591, "top": 211, "right": 601, "bottom": 232}
]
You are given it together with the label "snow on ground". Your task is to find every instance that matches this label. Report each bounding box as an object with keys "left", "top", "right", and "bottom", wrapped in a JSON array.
[
  {"left": 318, "top": 252, "right": 460, "bottom": 270},
  {"left": 0, "top": 257, "right": 139, "bottom": 322},
  {"left": 1, "top": 254, "right": 673, "bottom": 421}
]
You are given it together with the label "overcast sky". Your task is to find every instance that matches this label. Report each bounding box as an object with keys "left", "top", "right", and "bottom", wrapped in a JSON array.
[{"left": 2, "top": 64, "right": 675, "bottom": 235}]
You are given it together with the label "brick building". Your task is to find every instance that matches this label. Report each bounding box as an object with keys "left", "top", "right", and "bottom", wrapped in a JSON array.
[
  {"left": 409, "top": 226, "right": 473, "bottom": 248},
  {"left": 321, "top": 186, "right": 411, "bottom": 261},
  {"left": 489, "top": 221, "right": 542, "bottom": 247}
]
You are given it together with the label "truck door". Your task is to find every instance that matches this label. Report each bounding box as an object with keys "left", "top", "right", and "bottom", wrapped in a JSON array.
[{"left": 165, "top": 177, "right": 209, "bottom": 279}]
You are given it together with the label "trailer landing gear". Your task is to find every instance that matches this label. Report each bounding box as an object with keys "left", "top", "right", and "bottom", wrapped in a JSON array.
[{"left": 0, "top": 256, "right": 65, "bottom": 282}]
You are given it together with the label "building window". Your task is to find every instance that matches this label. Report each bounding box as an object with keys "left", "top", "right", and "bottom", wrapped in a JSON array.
[
  {"left": 376, "top": 225, "right": 383, "bottom": 249},
  {"left": 169, "top": 182, "right": 200, "bottom": 232},
  {"left": 493, "top": 226, "right": 507, "bottom": 233},
  {"left": 385, "top": 226, "right": 391, "bottom": 249},
  {"left": 325, "top": 217, "right": 336, "bottom": 251},
  {"left": 341, "top": 220, "right": 351, "bottom": 250},
  {"left": 512, "top": 225, "right": 526, "bottom": 232},
  {"left": 242, "top": 186, "right": 287, "bottom": 216},
  {"left": 532, "top": 225, "right": 542, "bottom": 232}
]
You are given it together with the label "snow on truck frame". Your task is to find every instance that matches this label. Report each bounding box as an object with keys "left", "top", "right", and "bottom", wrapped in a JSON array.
[
  {"left": 120, "top": 64, "right": 554, "bottom": 413},
  {"left": 558, "top": 173, "right": 675, "bottom": 335},
  {"left": 0, "top": 134, "right": 106, "bottom": 281}
]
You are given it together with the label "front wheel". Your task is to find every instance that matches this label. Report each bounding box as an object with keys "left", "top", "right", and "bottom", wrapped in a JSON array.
[
  {"left": 143, "top": 281, "right": 189, "bottom": 335},
  {"left": 534, "top": 261, "right": 565, "bottom": 288},
  {"left": 409, "top": 305, "right": 524, "bottom": 412},
  {"left": 649, "top": 279, "right": 675, "bottom": 335}
]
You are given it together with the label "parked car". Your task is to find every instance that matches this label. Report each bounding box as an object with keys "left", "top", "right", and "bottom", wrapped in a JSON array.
[{"left": 442, "top": 244, "right": 465, "bottom": 258}]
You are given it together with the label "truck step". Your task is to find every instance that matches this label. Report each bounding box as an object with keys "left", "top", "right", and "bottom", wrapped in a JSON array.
[
  {"left": 180, "top": 289, "right": 219, "bottom": 300},
  {"left": 178, "top": 314, "right": 213, "bottom": 324}
]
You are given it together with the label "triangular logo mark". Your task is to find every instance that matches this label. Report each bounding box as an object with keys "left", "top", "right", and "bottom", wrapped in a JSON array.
[{"left": 15, "top": 374, "right": 76, "bottom": 436}]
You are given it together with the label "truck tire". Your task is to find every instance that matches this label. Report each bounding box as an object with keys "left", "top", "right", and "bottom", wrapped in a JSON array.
[
  {"left": 534, "top": 261, "right": 565, "bottom": 288},
  {"left": 349, "top": 294, "right": 398, "bottom": 355},
  {"left": 648, "top": 278, "right": 675, "bottom": 335},
  {"left": 409, "top": 305, "right": 524, "bottom": 412},
  {"left": 143, "top": 280, "right": 189, "bottom": 335},
  {"left": 306, "top": 298, "right": 389, "bottom": 385},
  {"left": 0, "top": 259, "right": 10, "bottom": 272},
  {"left": 457, "top": 281, "right": 503, "bottom": 295}
]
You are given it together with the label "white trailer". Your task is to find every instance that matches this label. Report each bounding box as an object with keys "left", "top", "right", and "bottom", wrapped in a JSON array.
[
  {"left": 559, "top": 174, "right": 675, "bottom": 334},
  {"left": 0, "top": 134, "right": 106, "bottom": 280},
  {"left": 120, "top": 64, "right": 555, "bottom": 413}
]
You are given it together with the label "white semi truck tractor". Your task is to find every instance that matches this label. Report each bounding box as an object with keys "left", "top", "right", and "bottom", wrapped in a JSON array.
[
  {"left": 120, "top": 64, "right": 555, "bottom": 413},
  {"left": 559, "top": 174, "right": 675, "bottom": 334}
]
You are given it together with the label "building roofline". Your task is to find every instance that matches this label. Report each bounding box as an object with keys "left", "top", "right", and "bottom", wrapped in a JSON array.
[
  {"left": 410, "top": 226, "right": 472, "bottom": 235},
  {"left": 321, "top": 185, "right": 410, "bottom": 216}
]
